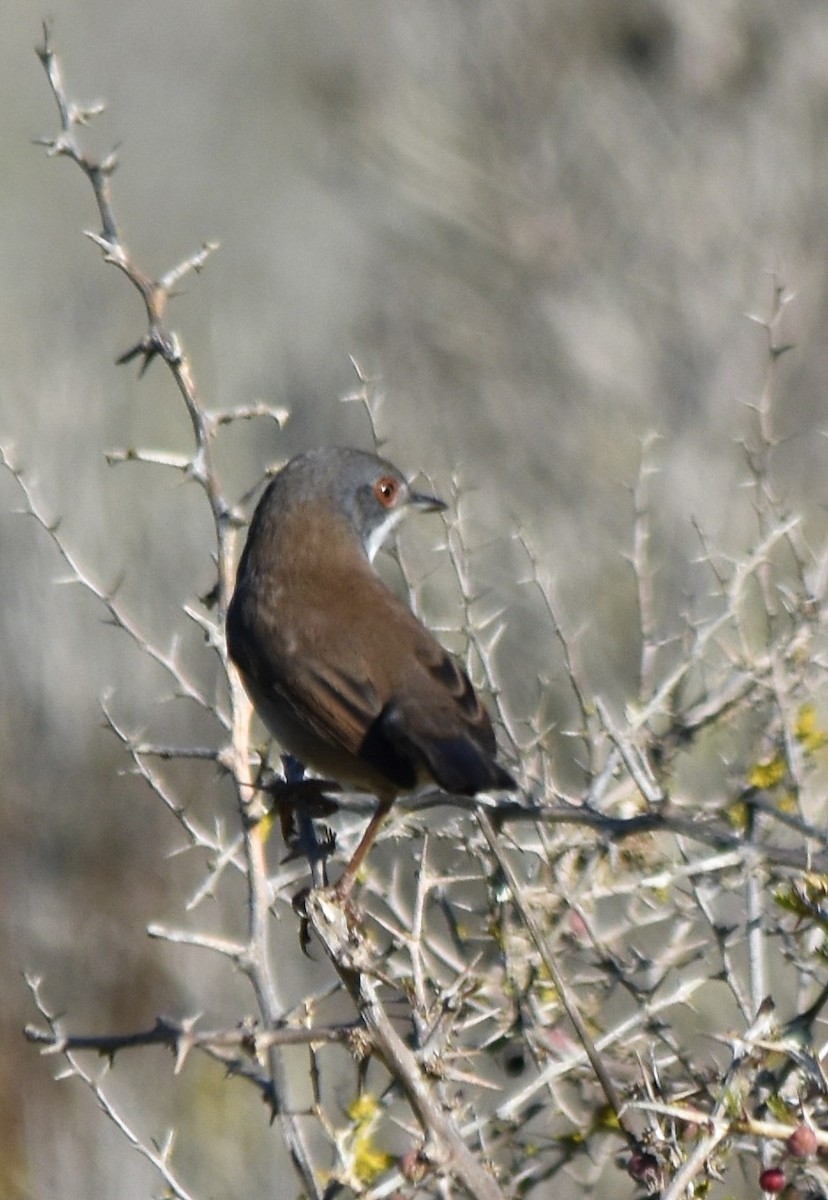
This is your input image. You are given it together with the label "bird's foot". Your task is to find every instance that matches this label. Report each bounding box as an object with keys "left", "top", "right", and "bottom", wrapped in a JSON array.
[
  {"left": 292, "top": 877, "right": 363, "bottom": 954},
  {"left": 302, "top": 884, "right": 370, "bottom": 970}
]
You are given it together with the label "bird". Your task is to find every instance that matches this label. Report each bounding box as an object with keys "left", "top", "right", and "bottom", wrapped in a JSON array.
[{"left": 226, "top": 446, "right": 515, "bottom": 893}]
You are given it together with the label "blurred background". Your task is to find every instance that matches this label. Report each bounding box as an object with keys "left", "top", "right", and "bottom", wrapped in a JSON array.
[{"left": 3, "top": 1, "right": 828, "bottom": 1196}]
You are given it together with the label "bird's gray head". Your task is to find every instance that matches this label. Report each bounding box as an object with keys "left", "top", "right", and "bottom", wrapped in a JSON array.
[{"left": 274, "top": 447, "right": 446, "bottom": 561}]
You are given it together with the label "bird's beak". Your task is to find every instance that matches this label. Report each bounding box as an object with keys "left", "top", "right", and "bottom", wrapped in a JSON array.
[{"left": 407, "top": 486, "right": 447, "bottom": 514}]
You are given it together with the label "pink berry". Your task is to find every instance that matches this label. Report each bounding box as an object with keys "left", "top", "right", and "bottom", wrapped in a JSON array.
[
  {"left": 399, "top": 1149, "right": 428, "bottom": 1182},
  {"left": 786, "top": 1123, "right": 818, "bottom": 1158}
]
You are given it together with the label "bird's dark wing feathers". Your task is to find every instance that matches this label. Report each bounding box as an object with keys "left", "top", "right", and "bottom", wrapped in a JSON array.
[
  {"left": 229, "top": 597, "right": 381, "bottom": 756},
  {"left": 360, "top": 634, "right": 516, "bottom": 795},
  {"left": 359, "top": 708, "right": 421, "bottom": 790},
  {"left": 425, "top": 652, "right": 481, "bottom": 721},
  {"left": 277, "top": 660, "right": 382, "bottom": 757},
  {"left": 368, "top": 700, "right": 514, "bottom": 795}
]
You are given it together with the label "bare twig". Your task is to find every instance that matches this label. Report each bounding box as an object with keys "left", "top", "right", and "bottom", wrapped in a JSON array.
[
  {"left": 306, "top": 890, "right": 508, "bottom": 1200},
  {"left": 32, "top": 29, "right": 326, "bottom": 1198}
]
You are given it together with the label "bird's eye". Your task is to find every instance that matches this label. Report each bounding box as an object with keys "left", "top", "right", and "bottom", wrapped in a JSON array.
[{"left": 374, "top": 476, "right": 399, "bottom": 507}]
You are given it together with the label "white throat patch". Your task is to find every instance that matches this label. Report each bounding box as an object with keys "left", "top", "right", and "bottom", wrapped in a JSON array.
[{"left": 365, "top": 507, "right": 407, "bottom": 562}]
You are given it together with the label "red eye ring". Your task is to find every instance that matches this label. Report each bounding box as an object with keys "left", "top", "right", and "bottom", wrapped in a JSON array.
[{"left": 374, "top": 476, "right": 399, "bottom": 507}]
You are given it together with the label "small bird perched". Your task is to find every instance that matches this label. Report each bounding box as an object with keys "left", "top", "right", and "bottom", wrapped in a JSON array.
[{"left": 226, "top": 446, "right": 515, "bottom": 892}]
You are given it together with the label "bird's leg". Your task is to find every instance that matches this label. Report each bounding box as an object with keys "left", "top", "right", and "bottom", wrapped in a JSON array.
[{"left": 334, "top": 792, "right": 395, "bottom": 897}]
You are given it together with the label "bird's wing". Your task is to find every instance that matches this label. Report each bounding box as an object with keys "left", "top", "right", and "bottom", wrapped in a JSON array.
[
  {"left": 369, "top": 625, "right": 516, "bottom": 796},
  {"left": 250, "top": 634, "right": 382, "bottom": 756}
]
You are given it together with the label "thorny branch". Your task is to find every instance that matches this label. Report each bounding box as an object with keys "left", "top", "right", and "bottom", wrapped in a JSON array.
[{"left": 30, "top": 24, "right": 318, "bottom": 1199}]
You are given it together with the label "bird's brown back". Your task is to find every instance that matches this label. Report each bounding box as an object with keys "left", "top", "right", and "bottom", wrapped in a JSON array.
[{"left": 227, "top": 499, "right": 512, "bottom": 795}]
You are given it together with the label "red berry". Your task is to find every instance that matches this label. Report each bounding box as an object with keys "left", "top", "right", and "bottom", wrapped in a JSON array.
[
  {"left": 759, "top": 1166, "right": 786, "bottom": 1193},
  {"left": 399, "top": 1149, "right": 428, "bottom": 1182},
  {"left": 786, "top": 1123, "right": 818, "bottom": 1158},
  {"left": 627, "top": 1150, "right": 660, "bottom": 1187}
]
